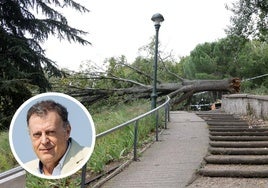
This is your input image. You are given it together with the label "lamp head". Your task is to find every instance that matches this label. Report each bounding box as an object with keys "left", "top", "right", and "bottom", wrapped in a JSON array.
[{"left": 151, "top": 13, "right": 164, "bottom": 25}]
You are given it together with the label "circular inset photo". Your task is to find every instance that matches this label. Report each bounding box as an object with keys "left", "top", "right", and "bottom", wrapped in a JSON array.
[{"left": 9, "top": 92, "right": 96, "bottom": 179}]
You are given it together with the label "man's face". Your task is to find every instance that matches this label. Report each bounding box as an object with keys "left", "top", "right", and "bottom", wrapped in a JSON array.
[{"left": 28, "top": 111, "right": 71, "bottom": 167}]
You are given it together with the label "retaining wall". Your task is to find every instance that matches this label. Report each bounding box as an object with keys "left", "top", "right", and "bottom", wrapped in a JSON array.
[{"left": 222, "top": 94, "right": 268, "bottom": 120}]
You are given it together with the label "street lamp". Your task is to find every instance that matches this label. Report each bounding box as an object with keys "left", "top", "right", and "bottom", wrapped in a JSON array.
[{"left": 151, "top": 13, "right": 164, "bottom": 109}]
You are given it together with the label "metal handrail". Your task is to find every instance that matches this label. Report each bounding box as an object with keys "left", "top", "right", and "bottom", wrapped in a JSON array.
[
  {"left": 97, "top": 96, "right": 170, "bottom": 139},
  {"left": 0, "top": 166, "right": 26, "bottom": 187},
  {"left": 0, "top": 96, "right": 170, "bottom": 188},
  {"left": 81, "top": 96, "right": 170, "bottom": 187}
]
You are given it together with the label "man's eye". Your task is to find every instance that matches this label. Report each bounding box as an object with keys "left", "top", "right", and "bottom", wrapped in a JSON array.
[
  {"left": 46, "top": 131, "right": 56, "bottom": 136},
  {"left": 33, "top": 132, "right": 41, "bottom": 138}
]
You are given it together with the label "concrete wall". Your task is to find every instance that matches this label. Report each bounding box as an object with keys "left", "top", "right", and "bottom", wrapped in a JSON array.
[{"left": 222, "top": 94, "right": 268, "bottom": 120}]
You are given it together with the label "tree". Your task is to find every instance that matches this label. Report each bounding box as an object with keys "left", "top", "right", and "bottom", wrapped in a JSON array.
[
  {"left": 179, "top": 35, "right": 251, "bottom": 80},
  {"left": 226, "top": 0, "right": 268, "bottom": 42},
  {"left": 61, "top": 31, "right": 266, "bottom": 108},
  {"left": 0, "top": 0, "right": 90, "bottom": 129},
  {"left": 236, "top": 40, "right": 268, "bottom": 86},
  {"left": 54, "top": 47, "right": 241, "bottom": 108}
]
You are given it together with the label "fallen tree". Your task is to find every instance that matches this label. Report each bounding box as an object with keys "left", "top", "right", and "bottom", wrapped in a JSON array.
[
  {"left": 53, "top": 56, "right": 241, "bottom": 107},
  {"left": 65, "top": 76, "right": 241, "bottom": 106}
]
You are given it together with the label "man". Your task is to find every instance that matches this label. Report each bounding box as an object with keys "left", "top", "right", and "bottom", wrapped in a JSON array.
[{"left": 25, "top": 100, "right": 90, "bottom": 177}]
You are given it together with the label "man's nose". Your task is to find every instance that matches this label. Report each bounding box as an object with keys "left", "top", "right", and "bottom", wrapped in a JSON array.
[{"left": 40, "top": 133, "right": 49, "bottom": 144}]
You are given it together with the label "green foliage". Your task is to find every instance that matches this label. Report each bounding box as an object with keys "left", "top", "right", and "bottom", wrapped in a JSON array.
[
  {"left": 195, "top": 73, "right": 219, "bottom": 80},
  {"left": 131, "top": 57, "right": 154, "bottom": 85},
  {"left": 105, "top": 56, "right": 135, "bottom": 88},
  {"left": 226, "top": 0, "right": 268, "bottom": 42},
  {"left": 180, "top": 36, "right": 268, "bottom": 87},
  {"left": 182, "top": 36, "right": 248, "bottom": 79},
  {"left": 26, "top": 173, "right": 81, "bottom": 188},
  {"left": 253, "top": 84, "right": 268, "bottom": 95},
  {"left": 181, "top": 56, "right": 196, "bottom": 79},
  {"left": 0, "top": 131, "right": 16, "bottom": 172},
  {"left": 88, "top": 99, "right": 161, "bottom": 174},
  {"left": 178, "top": 34, "right": 268, "bottom": 97},
  {"left": 87, "top": 39, "right": 184, "bottom": 90},
  {"left": 241, "top": 80, "right": 268, "bottom": 95},
  {"left": 0, "top": 0, "right": 90, "bottom": 129},
  {"left": 190, "top": 43, "right": 217, "bottom": 75},
  {"left": 237, "top": 41, "right": 268, "bottom": 83}
]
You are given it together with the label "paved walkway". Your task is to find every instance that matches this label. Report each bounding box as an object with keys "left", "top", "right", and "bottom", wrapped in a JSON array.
[{"left": 101, "top": 111, "right": 209, "bottom": 188}]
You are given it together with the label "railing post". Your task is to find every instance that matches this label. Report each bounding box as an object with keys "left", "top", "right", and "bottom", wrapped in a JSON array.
[
  {"left": 133, "top": 120, "right": 139, "bottom": 161},
  {"left": 155, "top": 110, "right": 159, "bottom": 141},
  {"left": 164, "top": 104, "right": 168, "bottom": 129},
  {"left": 167, "top": 102, "right": 170, "bottom": 122},
  {"left": 81, "top": 163, "right": 87, "bottom": 188}
]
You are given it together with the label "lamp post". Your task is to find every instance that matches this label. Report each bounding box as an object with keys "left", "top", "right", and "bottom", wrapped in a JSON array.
[{"left": 151, "top": 13, "right": 164, "bottom": 109}]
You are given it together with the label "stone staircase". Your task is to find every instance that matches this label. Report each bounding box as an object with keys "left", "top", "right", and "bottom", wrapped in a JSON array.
[{"left": 196, "top": 111, "right": 268, "bottom": 178}]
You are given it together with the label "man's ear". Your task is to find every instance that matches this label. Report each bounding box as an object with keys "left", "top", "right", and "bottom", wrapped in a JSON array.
[{"left": 66, "top": 124, "right": 71, "bottom": 138}]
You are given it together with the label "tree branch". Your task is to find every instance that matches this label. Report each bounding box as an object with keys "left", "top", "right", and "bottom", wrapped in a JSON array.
[{"left": 159, "top": 54, "right": 184, "bottom": 82}]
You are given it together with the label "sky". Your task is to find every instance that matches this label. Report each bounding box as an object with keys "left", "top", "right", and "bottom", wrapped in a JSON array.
[{"left": 43, "top": 0, "right": 235, "bottom": 71}]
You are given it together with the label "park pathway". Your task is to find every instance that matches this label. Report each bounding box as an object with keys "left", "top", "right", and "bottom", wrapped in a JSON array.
[{"left": 100, "top": 111, "right": 209, "bottom": 188}]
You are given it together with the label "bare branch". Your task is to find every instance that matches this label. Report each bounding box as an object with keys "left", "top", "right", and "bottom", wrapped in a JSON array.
[
  {"left": 159, "top": 55, "right": 184, "bottom": 81},
  {"left": 67, "top": 75, "right": 148, "bottom": 87},
  {"left": 116, "top": 61, "right": 162, "bottom": 84},
  {"left": 171, "top": 90, "right": 195, "bottom": 106},
  {"left": 92, "top": 75, "right": 149, "bottom": 87}
]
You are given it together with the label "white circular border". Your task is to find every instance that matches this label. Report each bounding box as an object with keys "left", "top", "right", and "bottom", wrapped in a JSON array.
[{"left": 9, "top": 92, "right": 96, "bottom": 179}]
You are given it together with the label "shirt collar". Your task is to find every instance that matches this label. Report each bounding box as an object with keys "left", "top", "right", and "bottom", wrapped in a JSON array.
[{"left": 38, "top": 138, "right": 72, "bottom": 175}]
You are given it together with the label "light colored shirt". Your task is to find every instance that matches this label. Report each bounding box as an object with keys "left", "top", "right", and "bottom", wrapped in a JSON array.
[
  {"left": 38, "top": 139, "right": 72, "bottom": 175},
  {"left": 25, "top": 138, "right": 91, "bottom": 179}
]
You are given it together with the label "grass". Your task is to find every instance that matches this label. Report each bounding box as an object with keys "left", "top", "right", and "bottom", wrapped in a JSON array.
[
  {"left": 88, "top": 99, "right": 155, "bottom": 173},
  {"left": 0, "top": 131, "right": 17, "bottom": 172},
  {"left": 241, "top": 82, "right": 268, "bottom": 95},
  {"left": 26, "top": 173, "right": 81, "bottom": 188}
]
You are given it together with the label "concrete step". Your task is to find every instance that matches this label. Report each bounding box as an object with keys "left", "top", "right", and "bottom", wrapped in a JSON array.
[
  {"left": 209, "top": 127, "right": 268, "bottom": 132},
  {"left": 207, "top": 121, "right": 249, "bottom": 126},
  {"left": 205, "top": 155, "right": 268, "bottom": 164},
  {"left": 209, "top": 135, "right": 268, "bottom": 141},
  {"left": 210, "top": 131, "right": 268, "bottom": 136},
  {"left": 196, "top": 112, "right": 233, "bottom": 116},
  {"left": 209, "top": 141, "right": 268, "bottom": 148},
  {"left": 202, "top": 117, "right": 244, "bottom": 122},
  {"left": 205, "top": 117, "right": 247, "bottom": 120},
  {"left": 199, "top": 164, "right": 268, "bottom": 178},
  {"left": 209, "top": 147, "right": 268, "bottom": 155},
  {"left": 197, "top": 111, "right": 268, "bottom": 179}
]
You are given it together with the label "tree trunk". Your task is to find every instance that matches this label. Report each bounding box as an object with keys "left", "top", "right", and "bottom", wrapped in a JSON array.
[{"left": 67, "top": 77, "right": 240, "bottom": 106}]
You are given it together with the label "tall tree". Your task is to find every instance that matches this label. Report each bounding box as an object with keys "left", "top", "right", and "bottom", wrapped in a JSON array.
[
  {"left": 226, "top": 0, "right": 268, "bottom": 42},
  {"left": 237, "top": 40, "right": 268, "bottom": 85},
  {"left": 180, "top": 36, "right": 249, "bottom": 80},
  {"left": 0, "top": 0, "right": 90, "bottom": 128}
]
